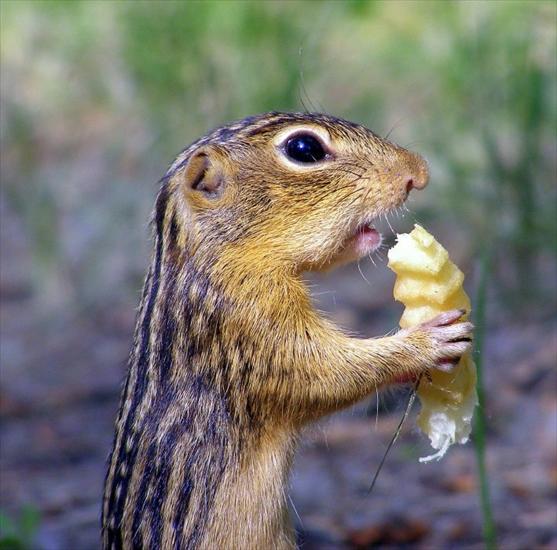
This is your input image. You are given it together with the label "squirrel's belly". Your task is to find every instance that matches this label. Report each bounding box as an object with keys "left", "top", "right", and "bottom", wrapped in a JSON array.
[{"left": 200, "top": 433, "right": 297, "bottom": 549}]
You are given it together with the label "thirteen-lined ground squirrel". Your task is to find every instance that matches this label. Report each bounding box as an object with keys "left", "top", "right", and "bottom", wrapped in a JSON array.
[{"left": 102, "top": 112, "right": 473, "bottom": 549}]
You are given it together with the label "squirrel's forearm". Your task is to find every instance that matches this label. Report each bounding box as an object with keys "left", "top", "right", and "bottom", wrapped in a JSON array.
[
  {"left": 297, "top": 332, "right": 427, "bottom": 421},
  {"left": 253, "top": 321, "right": 428, "bottom": 425}
]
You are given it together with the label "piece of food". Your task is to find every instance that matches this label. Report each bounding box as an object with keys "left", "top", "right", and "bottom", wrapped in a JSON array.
[{"left": 388, "top": 224, "right": 477, "bottom": 462}]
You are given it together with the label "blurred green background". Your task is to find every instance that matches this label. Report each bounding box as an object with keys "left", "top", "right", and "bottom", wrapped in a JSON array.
[{"left": 1, "top": 1, "right": 556, "bottom": 549}]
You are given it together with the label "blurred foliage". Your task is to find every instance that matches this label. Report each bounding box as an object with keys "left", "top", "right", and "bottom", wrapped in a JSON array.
[
  {"left": 1, "top": 0, "right": 555, "bottom": 315},
  {"left": 0, "top": 507, "right": 40, "bottom": 550}
]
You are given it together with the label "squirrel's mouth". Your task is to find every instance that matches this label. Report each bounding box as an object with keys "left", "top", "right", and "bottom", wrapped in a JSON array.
[
  {"left": 332, "top": 222, "right": 382, "bottom": 267},
  {"left": 347, "top": 223, "right": 382, "bottom": 257},
  {"left": 319, "top": 221, "right": 382, "bottom": 271}
]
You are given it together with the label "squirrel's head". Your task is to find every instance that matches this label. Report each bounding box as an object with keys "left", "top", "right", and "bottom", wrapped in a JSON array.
[{"left": 164, "top": 112, "right": 428, "bottom": 274}]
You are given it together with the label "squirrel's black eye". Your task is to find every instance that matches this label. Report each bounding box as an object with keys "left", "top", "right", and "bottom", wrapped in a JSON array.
[{"left": 284, "top": 133, "right": 326, "bottom": 163}]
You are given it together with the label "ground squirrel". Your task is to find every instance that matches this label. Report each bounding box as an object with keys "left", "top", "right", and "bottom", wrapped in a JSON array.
[{"left": 102, "top": 112, "right": 473, "bottom": 549}]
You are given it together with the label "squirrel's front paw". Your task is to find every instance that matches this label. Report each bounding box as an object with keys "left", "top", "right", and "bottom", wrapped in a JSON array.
[{"left": 399, "top": 309, "right": 474, "bottom": 376}]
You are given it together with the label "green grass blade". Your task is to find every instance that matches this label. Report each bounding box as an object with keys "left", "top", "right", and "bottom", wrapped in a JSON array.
[{"left": 473, "top": 246, "right": 498, "bottom": 550}]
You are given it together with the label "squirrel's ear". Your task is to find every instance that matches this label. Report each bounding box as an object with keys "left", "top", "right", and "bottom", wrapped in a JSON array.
[{"left": 181, "top": 147, "right": 225, "bottom": 199}]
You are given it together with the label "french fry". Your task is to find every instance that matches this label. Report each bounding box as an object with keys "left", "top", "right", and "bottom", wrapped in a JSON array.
[{"left": 388, "top": 224, "right": 477, "bottom": 462}]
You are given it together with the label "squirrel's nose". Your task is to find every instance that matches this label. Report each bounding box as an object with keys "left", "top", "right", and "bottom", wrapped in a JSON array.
[{"left": 405, "top": 153, "right": 429, "bottom": 192}]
